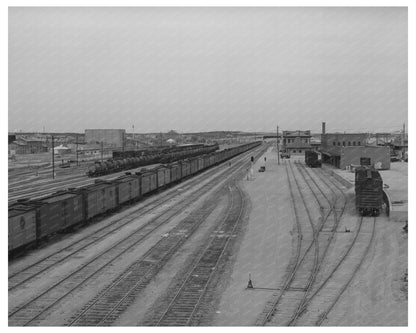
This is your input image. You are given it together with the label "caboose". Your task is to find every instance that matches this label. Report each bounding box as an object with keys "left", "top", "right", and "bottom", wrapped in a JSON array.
[{"left": 355, "top": 166, "right": 383, "bottom": 216}]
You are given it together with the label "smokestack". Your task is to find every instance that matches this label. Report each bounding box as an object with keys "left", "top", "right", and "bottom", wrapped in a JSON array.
[{"left": 322, "top": 122, "right": 326, "bottom": 134}]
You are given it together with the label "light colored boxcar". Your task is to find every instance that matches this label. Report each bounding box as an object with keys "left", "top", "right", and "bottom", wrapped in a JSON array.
[
  {"left": 115, "top": 175, "right": 141, "bottom": 204},
  {"left": 157, "top": 167, "right": 166, "bottom": 188},
  {"left": 140, "top": 170, "right": 157, "bottom": 195},
  {"left": 197, "top": 157, "right": 204, "bottom": 171},
  {"left": 81, "top": 182, "right": 117, "bottom": 220}
]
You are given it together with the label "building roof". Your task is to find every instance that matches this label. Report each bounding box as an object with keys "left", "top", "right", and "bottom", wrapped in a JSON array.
[{"left": 283, "top": 130, "right": 311, "bottom": 137}]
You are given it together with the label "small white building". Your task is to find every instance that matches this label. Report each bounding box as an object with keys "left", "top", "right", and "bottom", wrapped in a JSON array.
[{"left": 54, "top": 145, "right": 71, "bottom": 155}]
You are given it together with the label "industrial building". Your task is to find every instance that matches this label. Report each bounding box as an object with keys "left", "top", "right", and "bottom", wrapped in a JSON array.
[
  {"left": 85, "top": 129, "right": 126, "bottom": 148},
  {"left": 282, "top": 130, "right": 313, "bottom": 155},
  {"left": 8, "top": 137, "right": 48, "bottom": 155},
  {"left": 321, "top": 124, "right": 390, "bottom": 170}
]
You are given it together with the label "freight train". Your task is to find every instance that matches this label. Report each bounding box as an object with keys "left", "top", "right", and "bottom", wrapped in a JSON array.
[
  {"left": 88, "top": 144, "right": 219, "bottom": 177},
  {"left": 112, "top": 144, "right": 205, "bottom": 160},
  {"left": 355, "top": 166, "right": 383, "bottom": 216},
  {"left": 9, "top": 141, "right": 262, "bottom": 254},
  {"left": 305, "top": 150, "right": 321, "bottom": 167}
]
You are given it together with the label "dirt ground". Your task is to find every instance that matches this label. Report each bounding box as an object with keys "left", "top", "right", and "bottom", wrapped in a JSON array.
[
  {"left": 212, "top": 147, "right": 295, "bottom": 325},
  {"left": 211, "top": 150, "right": 408, "bottom": 326}
]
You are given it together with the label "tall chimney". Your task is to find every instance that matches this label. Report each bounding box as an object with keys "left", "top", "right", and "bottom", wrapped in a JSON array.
[{"left": 322, "top": 122, "right": 326, "bottom": 134}]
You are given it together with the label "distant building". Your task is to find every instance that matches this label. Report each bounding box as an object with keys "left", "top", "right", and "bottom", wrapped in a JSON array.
[
  {"left": 85, "top": 129, "right": 126, "bottom": 148},
  {"left": 282, "top": 130, "right": 313, "bottom": 155},
  {"left": 9, "top": 137, "right": 48, "bottom": 154},
  {"left": 321, "top": 132, "right": 390, "bottom": 169}
]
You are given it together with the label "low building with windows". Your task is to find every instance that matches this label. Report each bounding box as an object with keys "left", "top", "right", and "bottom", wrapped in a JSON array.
[{"left": 321, "top": 133, "right": 390, "bottom": 169}]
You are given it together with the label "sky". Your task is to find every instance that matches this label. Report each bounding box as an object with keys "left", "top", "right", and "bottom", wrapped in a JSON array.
[{"left": 8, "top": 7, "right": 407, "bottom": 133}]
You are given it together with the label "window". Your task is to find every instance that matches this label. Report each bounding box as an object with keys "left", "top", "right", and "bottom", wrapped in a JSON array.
[
  {"left": 358, "top": 141, "right": 361, "bottom": 146},
  {"left": 353, "top": 141, "right": 356, "bottom": 146},
  {"left": 299, "top": 150, "right": 302, "bottom": 153},
  {"left": 293, "top": 150, "right": 296, "bottom": 153},
  {"left": 342, "top": 141, "right": 345, "bottom": 146},
  {"left": 348, "top": 141, "right": 351, "bottom": 146},
  {"left": 360, "top": 157, "right": 371, "bottom": 166},
  {"left": 333, "top": 142, "right": 336, "bottom": 146}
]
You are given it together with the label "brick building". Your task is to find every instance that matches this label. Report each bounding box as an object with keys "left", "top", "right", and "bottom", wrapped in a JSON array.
[
  {"left": 321, "top": 132, "right": 390, "bottom": 169},
  {"left": 282, "top": 130, "right": 313, "bottom": 155}
]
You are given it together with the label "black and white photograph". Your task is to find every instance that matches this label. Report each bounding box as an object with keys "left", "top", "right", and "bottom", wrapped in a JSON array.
[{"left": 6, "top": 3, "right": 409, "bottom": 327}]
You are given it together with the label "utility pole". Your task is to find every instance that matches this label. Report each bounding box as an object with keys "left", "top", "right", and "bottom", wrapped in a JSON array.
[
  {"left": 76, "top": 134, "right": 79, "bottom": 166},
  {"left": 101, "top": 141, "right": 104, "bottom": 162},
  {"left": 402, "top": 122, "right": 406, "bottom": 159},
  {"left": 51, "top": 135, "right": 55, "bottom": 179},
  {"left": 132, "top": 125, "right": 135, "bottom": 150},
  {"left": 277, "top": 125, "right": 280, "bottom": 165}
]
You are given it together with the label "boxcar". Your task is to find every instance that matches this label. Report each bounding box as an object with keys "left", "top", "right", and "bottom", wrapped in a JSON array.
[
  {"left": 139, "top": 170, "right": 157, "bottom": 195},
  {"left": 168, "top": 163, "right": 180, "bottom": 183},
  {"left": 156, "top": 167, "right": 166, "bottom": 188},
  {"left": 197, "top": 157, "right": 204, "bottom": 172},
  {"left": 8, "top": 203, "right": 37, "bottom": 251},
  {"left": 163, "top": 166, "right": 171, "bottom": 185},
  {"left": 180, "top": 160, "right": 190, "bottom": 178},
  {"left": 355, "top": 167, "right": 383, "bottom": 216},
  {"left": 115, "top": 175, "right": 141, "bottom": 205},
  {"left": 189, "top": 158, "right": 198, "bottom": 175},
  {"left": 305, "top": 150, "right": 321, "bottom": 167},
  {"left": 31, "top": 191, "right": 85, "bottom": 238},
  {"left": 79, "top": 181, "right": 117, "bottom": 220}
]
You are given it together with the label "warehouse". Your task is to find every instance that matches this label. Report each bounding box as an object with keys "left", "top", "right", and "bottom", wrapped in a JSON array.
[
  {"left": 321, "top": 132, "right": 390, "bottom": 169},
  {"left": 85, "top": 129, "right": 126, "bottom": 148}
]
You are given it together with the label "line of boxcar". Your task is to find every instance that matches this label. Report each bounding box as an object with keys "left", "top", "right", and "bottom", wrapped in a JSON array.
[
  {"left": 88, "top": 144, "right": 219, "bottom": 177},
  {"left": 9, "top": 141, "right": 261, "bottom": 254},
  {"left": 355, "top": 166, "right": 383, "bottom": 216}
]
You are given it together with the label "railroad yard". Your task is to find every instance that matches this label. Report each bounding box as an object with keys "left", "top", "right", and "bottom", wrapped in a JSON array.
[{"left": 7, "top": 142, "right": 408, "bottom": 326}]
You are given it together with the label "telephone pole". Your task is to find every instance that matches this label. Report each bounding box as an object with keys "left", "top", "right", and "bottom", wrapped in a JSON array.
[
  {"left": 277, "top": 125, "right": 280, "bottom": 165},
  {"left": 101, "top": 141, "right": 104, "bottom": 162},
  {"left": 51, "top": 135, "right": 55, "bottom": 179},
  {"left": 76, "top": 134, "right": 79, "bottom": 166}
]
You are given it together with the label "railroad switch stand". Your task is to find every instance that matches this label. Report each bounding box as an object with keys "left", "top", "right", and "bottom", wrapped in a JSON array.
[{"left": 247, "top": 274, "right": 254, "bottom": 289}]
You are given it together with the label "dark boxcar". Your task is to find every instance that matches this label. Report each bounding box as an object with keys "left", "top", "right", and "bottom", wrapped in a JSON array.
[
  {"left": 32, "top": 191, "right": 85, "bottom": 238},
  {"left": 80, "top": 182, "right": 117, "bottom": 220},
  {"left": 355, "top": 167, "right": 383, "bottom": 216},
  {"left": 305, "top": 150, "right": 321, "bottom": 167},
  {"left": 8, "top": 204, "right": 37, "bottom": 251},
  {"left": 115, "top": 175, "right": 141, "bottom": 205}
]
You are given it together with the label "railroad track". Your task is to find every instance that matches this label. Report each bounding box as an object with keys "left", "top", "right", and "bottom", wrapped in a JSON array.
[
  {"left": 65, "top": 187, "right": 230, "bottom": 326},
  {"left": 9, "top": 145, "right": 268, "bottom": 326},
  {"left": 8, "top": 145, "right": 264, "bottom": 291},
  {"left": 256, "top": 160, "right": 319, "bottom": 325},
  {"left": 294, "top": 216, "right": 376, "bottom": 326},
  {"left": 152, "top": 184, "right": 245, "bottom": 326},
  {"left": 257, "top": 159, "right": 351, "bottom": 326},
  {"left": 286, "top": 161, "right": 349, "bottom": 325}
]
